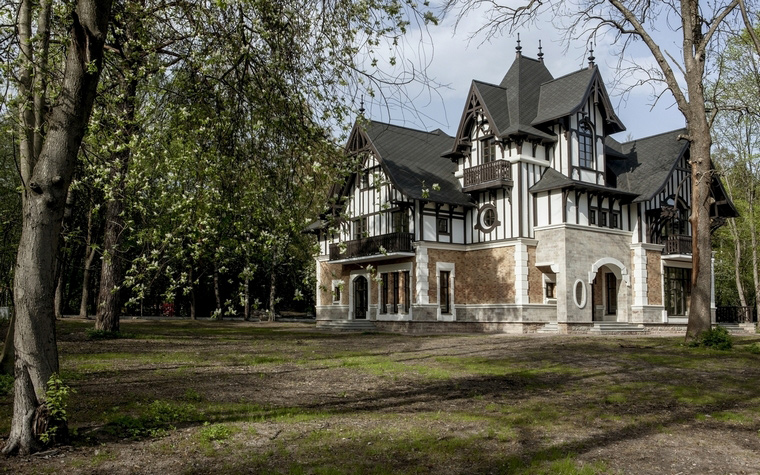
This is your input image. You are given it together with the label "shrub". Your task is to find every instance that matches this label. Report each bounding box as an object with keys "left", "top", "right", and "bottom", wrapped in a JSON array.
[
  {"left": 690, "top": 326, "right": 733, "bottom": 350},
  {"left": 746, "top": 343, "right": 760, "bottom": 354},
  {"left": 0, "top": 373, "right": 13, "bottom": 396}
]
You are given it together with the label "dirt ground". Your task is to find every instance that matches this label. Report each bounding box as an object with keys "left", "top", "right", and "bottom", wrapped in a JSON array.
[{"left": 1, "top": 319, "right": 760, "bottom": 474}]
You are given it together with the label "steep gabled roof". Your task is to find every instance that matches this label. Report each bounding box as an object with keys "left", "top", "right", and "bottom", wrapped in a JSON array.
[
  {"left": 499, "top": 55, "right": 555, "bottom": 130},
  {"left": 606, "top": 129, "right": 688, "bottom": 202},
  {"left": 350, "top": 120, "right": 473, "bottom": 207},
  {"left": 532, "top": 66, "right": 625, "bottom": 135},
  {"left": 529, "top": 167, "right": 638, "bottom": 201}
]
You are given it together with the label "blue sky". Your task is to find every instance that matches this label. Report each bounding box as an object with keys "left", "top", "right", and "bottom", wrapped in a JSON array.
[{"left": 359, "top": 7, "right": 688, "bottom": 142}]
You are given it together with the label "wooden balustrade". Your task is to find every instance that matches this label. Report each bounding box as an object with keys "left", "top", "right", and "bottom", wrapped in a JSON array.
[
  {"left": 463, "top": 160, "right": 512, "bottom": 192},
  {"left": 329, "top": 232, "right": 414, "bottom": 260}
]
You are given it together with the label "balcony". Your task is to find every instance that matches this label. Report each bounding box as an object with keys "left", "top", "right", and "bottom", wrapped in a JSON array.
[
  {"left": 662, "top": 234, "right": 692, "bottom": 255},
  {"left": 463, "top": 160, "right": 512, "bottom": 193},
  {"left": 329, "top": 232, "right": 414, "bottom": 261}
]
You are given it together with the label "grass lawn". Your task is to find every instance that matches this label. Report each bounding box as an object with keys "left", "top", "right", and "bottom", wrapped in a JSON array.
[{"left": 1, "top": 319, "right": 760, "bottom": 474}]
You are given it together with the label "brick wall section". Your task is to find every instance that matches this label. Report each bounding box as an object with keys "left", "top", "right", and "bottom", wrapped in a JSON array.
[
  {"left": 527, "top": 246, "right": 542, "bottom": 303},
  {"left": 318, "top": 261, "right": 349, "bottom": 305},
  {"left": 427, "top": 247, "right": 516, "bottom": 304},
  {"left": 646, "top": 251, "right": 663, "bottom": 306}
]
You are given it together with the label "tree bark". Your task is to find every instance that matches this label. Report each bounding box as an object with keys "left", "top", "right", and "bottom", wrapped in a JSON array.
[
  {"left": 728, "top": 219, "right": 748, "bottom": 308},
  {"left": 244, "top": 276, "right": 250, "bottom": 321},
  {"left": 213, "top": 263, "right": 222, "bottom": 319},
  {"left": 4, "top": 0, "right": 112, "bottom": 456},
  {"left": 79, "top": 207, "right": 97, "bottom": 319}
]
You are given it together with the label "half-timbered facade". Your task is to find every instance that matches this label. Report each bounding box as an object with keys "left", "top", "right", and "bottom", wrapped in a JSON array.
[{"left": 310, "top": 47, "right": 737, "bottom": 333}]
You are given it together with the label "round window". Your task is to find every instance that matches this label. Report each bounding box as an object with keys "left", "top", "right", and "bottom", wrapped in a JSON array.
[
  {"left": 573, "top": 279, "right": 587, "bottom": 309},
  {"left": 476, "top": 204, "right": 499, "bottom": 233}
]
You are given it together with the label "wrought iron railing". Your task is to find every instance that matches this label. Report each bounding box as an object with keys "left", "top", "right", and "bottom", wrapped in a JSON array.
[
  {"left": 716, "top": 306, "right": 757, "bottom": 323},
  {"left": 329, "top": 232, "right": 414, "bottom": 260},
  {"left": 463, "top": 160, "right": 512, "bottom": 192}
]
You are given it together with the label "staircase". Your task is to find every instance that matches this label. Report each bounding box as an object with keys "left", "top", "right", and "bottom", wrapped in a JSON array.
[
  {"left": 589, "top": 322, "right": 647, "bottom": 334},
  {"left": 537, "top": 322, "right": 559, "bottom": 334},
  {"left": 718, "top": 322, "right": 756, "bottom": 334},
  {"left": 316, "top": 319, "right": 378, "bottom": 332}
]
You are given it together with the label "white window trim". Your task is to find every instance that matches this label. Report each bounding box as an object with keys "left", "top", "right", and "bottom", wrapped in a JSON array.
[
  {"left": 436, "top": 262, "right": 455, "bottom": 321},
  {"left": 331, "top": 279, "right": 344, "bottom": 304},
  {"left": 348, "top": 271, "right": 371, "bottom": 320},
  {"left": 573, "top": 278, "right": 587, "bottom": 309}
]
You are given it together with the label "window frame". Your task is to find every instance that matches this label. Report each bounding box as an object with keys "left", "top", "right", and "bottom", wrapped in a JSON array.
[{"left": 578, "top": 120, "right": 595, "bottom": 170}]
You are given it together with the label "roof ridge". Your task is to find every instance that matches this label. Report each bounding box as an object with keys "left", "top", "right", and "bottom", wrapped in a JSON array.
[
  {"left": 619, "top": 128, "right": 687, "bottom": 145},
  {"left": 367, "top": 119, "right": 454, "bottom": 138},
  {"left": 539, "top": 65, "right": 595, "bottom": 86}
]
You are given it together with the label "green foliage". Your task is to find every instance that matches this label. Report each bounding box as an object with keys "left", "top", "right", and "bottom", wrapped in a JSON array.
[
  {"left": 40, "top": 373, "right": 75, "bottom": 445},
  {"left": 689, "top": 326, "right": 734, "bottom": 350},
  {"left": 199, "top": 423, "right": 233, "bottom": 442},
  {"left": 746, "top": 343, "right": 760, "bottom": 354},
  {"left": 105, "top": 400, "right": 201, "bottom": 439},
  {"left": 0, "top": 373, "right": 13, "bottom": 396}
]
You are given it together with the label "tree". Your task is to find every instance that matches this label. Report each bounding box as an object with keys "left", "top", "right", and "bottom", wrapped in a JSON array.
[
  {"left": 444, "top": 0, "right": 744, "bottom": 340},
  {"left": 3, "top": 0, "right": 113, "bottom": 455}
]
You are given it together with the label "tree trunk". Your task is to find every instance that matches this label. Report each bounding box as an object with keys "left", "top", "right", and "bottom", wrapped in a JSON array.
[
  {"left": 53, "top": 266, "right": 65, "bottom": 320},
  {"left": 189, "top": 267, "right": 196, "bottom": 320},
  {"left": 728, "top": 219, "right": 748, "bottom": 308},
  {"left": 213, "top": 264, "right": 222, "bottom": 320},
  {"left": 4, "top": 0, "right": 112, "bottom": 456},
  {"left": 79, "top": 208, "right": 97, "bottom": 319},
  {"left": 268, "top": 253, "right": 278, "bottom": 322},
  {"left": 244, "top": 276, "right": 250, "bottom": 321},
  {"left": 94, "top": 74, "right": 138, "bottom": 332},
  {"left": 748, "top": 197, "right": 760, "bottom": 325}
]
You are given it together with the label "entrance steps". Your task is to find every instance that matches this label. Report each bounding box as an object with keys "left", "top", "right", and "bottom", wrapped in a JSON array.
[
  {"left": 589, "top": 322, "right": 647, "bottom": 334},
  {"left": 316, "top": 319, "right": 378, "bottom": 332},
  {"left": 718, "top": 322, "right": 757, "bottom": 334},
  {"left": 537, "top": 322, "right": 559, "bottom": 334}
]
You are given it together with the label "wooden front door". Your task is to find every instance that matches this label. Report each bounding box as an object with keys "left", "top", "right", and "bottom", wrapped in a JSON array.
[
  {"left": 606, "top": 273, "right": 618, "bottom": 315},
  {"left": 354, "top": 276, "right": 368, "bottom": 319}
]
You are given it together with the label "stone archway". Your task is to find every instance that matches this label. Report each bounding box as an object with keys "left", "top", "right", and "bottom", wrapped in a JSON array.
[{"left": 588, "top": 258, "right": 630, "bottom": 322}]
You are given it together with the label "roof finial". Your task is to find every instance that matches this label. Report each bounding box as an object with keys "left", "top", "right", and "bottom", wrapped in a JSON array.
[
  {"left": 359, "top": 95, "right": 365, "bottom": 116},
  {"left": 588, "top": 42, "right": 595, "bottom": 69},
  {"left": 515, "top": 33, "right": 522, "bottom": 58},
  {"left": 537, "top": 40, "right": 544, "bottom": 62}
]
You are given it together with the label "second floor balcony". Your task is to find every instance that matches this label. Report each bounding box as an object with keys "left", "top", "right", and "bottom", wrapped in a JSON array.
[
  {"left": 329, "top": 232, "right": 414, "bottom": 261},
  {"left": 660, "top": 234, "right": 692, "bottom": 255},
  {"left": 463, "top": 160, "right": 512, "bottom": 193}
]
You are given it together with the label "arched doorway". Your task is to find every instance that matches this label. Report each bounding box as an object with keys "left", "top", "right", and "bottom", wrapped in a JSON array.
[
  {"left": 353, "top": 276, "right": 368, "bottom": 320},
  {"left": 589, "top": 258, "right": 629, "bottom": 322}
]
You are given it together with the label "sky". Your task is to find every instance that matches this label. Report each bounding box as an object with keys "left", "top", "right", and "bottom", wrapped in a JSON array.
[{"left": 360, "top": 5, "right": 688, "bottom": 142}]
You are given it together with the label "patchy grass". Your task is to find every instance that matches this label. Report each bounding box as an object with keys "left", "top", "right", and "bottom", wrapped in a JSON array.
[{"left": 1, "top": 319, "right": 760, "bottom": 474}]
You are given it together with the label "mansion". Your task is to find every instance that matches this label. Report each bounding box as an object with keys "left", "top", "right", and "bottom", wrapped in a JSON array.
[{"left": 308, "top": 46, "right": 737, "bottom": 333}]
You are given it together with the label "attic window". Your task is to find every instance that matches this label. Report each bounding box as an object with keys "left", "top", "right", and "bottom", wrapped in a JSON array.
[{"left": 360, "top": 170, "right": 370, "bottom": 189}]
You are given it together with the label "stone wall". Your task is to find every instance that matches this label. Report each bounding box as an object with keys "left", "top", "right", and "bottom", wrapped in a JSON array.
[{"left": 527, "top": 246, "right": 543, "bottom": 303}]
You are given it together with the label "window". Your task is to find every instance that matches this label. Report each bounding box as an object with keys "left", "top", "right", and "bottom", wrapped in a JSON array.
[
  {"left": 481, "top": 137, "right": 496, "bottom": 163},
  {"left": 437, "top": 217, "right": 450, "bottom": 235},
  {"left": 440, "top": 271, "right": 451, "bottom": 314},
  {"left": 600, "top": 211, "right": 607, "bottom": 227},
  {"left": 610, "top": 212, "right": 620, "bottom": 229},
  {"left": 360, "top": 169, "right": 370, "bottom": 189},
  {"left": 475, "top": 203, "right": 499, "bottom": 233},
  {"left": 392, "top": 210, "right": 409, "bottom": 233},
  {"left": 545, "top": 282, "right": 556, "bottom": 299},
  {"left": 578, "top": 121, "right": 594, "bottom": 169},
  {"left": 353, "top": 217, "right": 368, "bottom": 240},
  {"left": 606, "top": 273, "right": 618, "bottom": 315},
  {"left": 381, "top": 273, "right": 388, "bottom": 313},
  {"left": 573, "top": 279, "right": 587, "bottom": 309},
  {"left": 664, "top": 267, "right": 691, "bottom": 316},
  {"left": 392, "top": 272, "right": 399, "bottom": 313},
  {"left": 333, "top": 286, "right": 341, "bottom": 303},
  {"left": 403, "top": 271, "right": 411, "bottom": 313},
  {"left": 589, "top": 209, "right": 596, "bottom": 225}
]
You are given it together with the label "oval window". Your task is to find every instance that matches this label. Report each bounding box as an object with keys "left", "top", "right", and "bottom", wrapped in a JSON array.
[
  {"left": 476, "top": 203, "right": 499, "bottom": 233},
  {"left": 574, "top": 279, "right": 587, "bottom": 308}
]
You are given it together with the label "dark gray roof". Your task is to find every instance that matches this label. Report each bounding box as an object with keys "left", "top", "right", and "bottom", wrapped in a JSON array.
[
  {"left": 499, "top": 56, "right": 555, "bottom": 131},
  {"left": 363, "top": 121, "right": 473, "bottom": 206},
  {"left": 529, "top": 167, "right": 638, "bottom": 200},
  {"left": 532, "top": 67, "right": 596, "bottom": 125},
  {"left": 607, "top": 129, "right": 688, "bottom": 202}
]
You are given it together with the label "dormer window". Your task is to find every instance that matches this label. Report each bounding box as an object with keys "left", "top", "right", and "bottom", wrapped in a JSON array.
[
  {"left": 578, "top": 120, "right": 594, "bottom": 169},
  {"left": 481, "top": 137, "right": 496, "bottom": 164}
]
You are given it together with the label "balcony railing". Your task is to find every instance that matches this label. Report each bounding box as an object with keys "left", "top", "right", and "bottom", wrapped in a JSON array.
[
  {"left": 662, "top": 234, "right": 692, "bottom": 255},
  {"left": 463, "top": 160, "right": 512, "bottom": 192},
  {"left": 329, "top": 232, "right": 414, "bottom": 261}
]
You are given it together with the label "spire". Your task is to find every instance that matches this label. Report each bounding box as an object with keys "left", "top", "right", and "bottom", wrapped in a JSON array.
[
  {"left": 588, "top": 42, "right": 595, "bottom": 69},
  {"left": 515, "top": 33, "right": 522, "bottom": 58},
  {"left": 359, "top": 95, "right": 365, "bottom": 116},
  {"left": 537, "top": 40, "right": 544, "bottom": 62}
]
